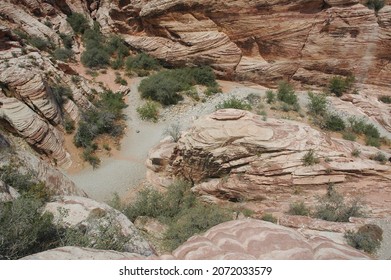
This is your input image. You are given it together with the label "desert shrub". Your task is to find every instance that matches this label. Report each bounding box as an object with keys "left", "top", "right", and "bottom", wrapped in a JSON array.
[
  {"left": 216, "top": 97, "right": 252, "bottom": 111},
  {"left": 190, "top": 66, "right": 217, "bottom": 87},
  {"left": 345, "top": 224, "right": 383, "bottom": 254},
  {"left": 164, "top": 123, "right": 182, "bottom": 142},
  {"left": 302, "top": 149, "right": 320, "bottom": 166},
  {"left": 14, "top": 29, "right": 29, "bottom": 40},
  {"left": 164, "top": 204, "right": 231, "bottom": 250},
  {"left": 0, "top": 164, "right": 36, "bottom": 193},
  {"left": 351, "top": 148, "right": 361, "bottom": 157},
  {"left": 96, "top": 90, "right": 127, "bottom": 118},
  {"left": 314, "top": 186, "right": 365, "bottom": 222},
  {"left": 261, "top": 213, "right": 277, "bottom": 223},
  {"left": 378, "top": 95, "right": 391, "bottom": 104},
  {"left": 59, "top": 33, "right": 73, "bottom": 49},
  {"left": 125, "top": 53, "right": 159, "bottom": 72},
  {"left": 277, "top": 81, "right": 298, "bottom": 105},
  {"left": 342, "top": 131, "right": 356, "bottom": 141},
  {"left": 29, "top": 36, "right": 51, "bottom": 51},
  {"left": 325, "top": 113, "right": 346, "bottom": 131},
  {"left": 137, "top": 101, "right": 159, "bottom": 122},
  {"left": 329, "top": 75, "right": 354, "bottom": 97},
  {"left": 370, "top": 152, "right": 387, "bottom": 164},
  {"left": 111, "top": 56, "right": 124, "bottom": 70},
  {"left": 114, "top": 73, "right": 127, "bottom": 85},
  {"left": 64, "top": 116, "right": 75, "bottom": 134},
  {"left": 51, "top": 84, "right": 73, "bottom": 110},
  {"left": 266, "top": 90, "right": 275, "bottom": 104},
  {"left": 81, "top": 47, "right": 110, "bottom": 68},
  {"left": 288, "top": 201, "right": 310, "bottom": 216},
  {"left": 366, "top": 0, "right": 385, "bottom": 12},
  {"left": 53, "top": 48, "right": 74, "bottom": 62},
  {"left": 105, "top": 35, "right": 129, "bottom": 57},
  {"left": 0, "top": 196, "right": 59, "bottom": 260},
  {"left": 82, "top": 146, "right": 101, "bottom": 169},
  {"left": 205, "top": 84, "right": 222, "bottom": 96},
  {"left": 365, "top": 136, "right": 380, "bottom": 147},
  {"left": 67, "top": 13, "right": 90, "bottom": 34},
  {"left": 307, "top": 91, "right": 327, "bottom": 116}
]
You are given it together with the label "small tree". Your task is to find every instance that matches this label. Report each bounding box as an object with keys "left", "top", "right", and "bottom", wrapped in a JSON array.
[{"left": 67, "top": 13, "right": 90, "bottom": 34}]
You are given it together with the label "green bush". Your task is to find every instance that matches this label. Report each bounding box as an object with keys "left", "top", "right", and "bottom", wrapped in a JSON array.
[
  {"left": 342, "top": 131, "right": 356, "bottom": 141},
  {"left": 277, "top": 81, "right": 298, "bottom": 105},
  {"left": 137, "top": 101, "right": 159, "bottom": 122},
  {"left": 125, "top": 53, "right": 159, "bottom": 72},
  {"left": 106, "top": 36, "right": 129, "bottom": 57},
  {"left": 365, "top": 136, "right": 380, "bottom": 147},
  {"left": 345, "top": 224, "right": 382, "bottom": 254},
  {"left": 351, "top": 148, "right": 361, "bottom": 157},
  {"left": 0, "top": 196, "right": 59, "bottom": 260},
  {"left": 205, "top": 84, "right": 222, "bottom": 96},
  {"left": 53, "top": 48, "right": 74, "bottom": 62},
  {"left": 329, "top": 75, "right": 354, "bottom": 97},
  {"left": 82, "top": 146, "right": 101, "bottom": 169},
  {"left": 378, "top": 95, "right": 391, "bottom": 104},
  {"left": 307, "top": 91, "right": 327, "bottom": 116},
  {"left": 29, "top": 36, "right": 51, "bottom": 51},
  {"left": 81, "top": 47, "right": 110, "bottom": 68},
  {"left": 302, "top": 149, "right": 320, "bottom": 166},
  {"left": 370, "top": 152, "right": 387, "bottom": 164},
  {"left": 114, "top": 73, "right": 127, "bottom": 85},
  {"left": 325, "top": 114, "right": 345, "bottom": 131},
  {"left": 366, "top": 0, "right": 385, "bottom": 12},
  {"left": 67, "top": 13, "right": 90, "bottom": 34},
  {"left": 51, "top": 84, "right": 73, "bottom": 109},
  {"left": 261, "top": 213, "right": 277, "bottom": 223},
  {"left": 266, "top": 90, "right": 275, "bottom": 104},
  {"left": 59, "top": 33, "right": 73, "bottom": 49},
  {"left": 216, "top": 97, "right": 252, "bottom": 111},
  {"left": 64, "top": 116, "right": 75, "bottom": 134},
  {"left": 288, "top": 201, "right": 310, "bottom": 216},
  {"left": 314, "top": 186, "right": 365, "bottom": 222}
]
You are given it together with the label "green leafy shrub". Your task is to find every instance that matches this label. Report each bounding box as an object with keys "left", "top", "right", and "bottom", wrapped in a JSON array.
[
  {"left": 64, "top": 116, "right": 75, "bottom": 134},
  {"left": 314, "top": 186, "right": 365, "bottom": 222},
  {"left": 366, "top": 0, "right": 385, "bottom": 12},
  {"left": 366, "top": 136, "right": 380, "bottom": 147},
  {"left": 59, "top": 33, "right": 73, "bottom": 49},
  {"left": 51, "top": 84, "right": 73, "bottom": 110},
  {"left": 67, "top": 13, "right": 90, "bottom": 34},
  {"left": 125, "top": 53, "right": 159, "bottom": 73},
  {"left": 370, "top": 152, "right": 387, "bottom": 164},
  {"left": 0, "top": 196, "right": 59, "bottom": 260},
  {"left": 266, "top": 90, "right": 275, "bottom": 104},
  {"left": 302, "top": 149, "right": 320, "bottom": 166},
  {"left": 29, "top": 36, "right": 51, "bottom": 51},
  {"left": 106, "top": 36, "right": 129, "bottom": 57},
  {"left": 81, "top": 47, "right": 110, "bottom": 68},
  {"left": 345, "top": 224, "right": 383, "bottom": 254},
  {"left": 342, "top": 131, "right": 357, "bottom": 141},
  {"left": 307, "top": 91, "right": 327, "bottom": 116},
  {"left": 82, "top": 146, "right": 101, "bottom": 169},
  {"left": 288, "top": 201, "right": 310, "bottom": 216},
  {"left": 378, "top": 95, "right": 391, "bottom": 104},
  {"left": 137, "top": 101, "right": 159, "bottom": 122},
  {"left": 216, "top": 97, "right": 252, "bottom": 111},
  {"left": 325, "top": 113, "right": 345, "bottom": 131},
  {"left": 53, "top": 48, "right": 74, "bottom": 61},
  {"left": 277, "top": 81, "right": 298, "bottom": 105},
  {"left": 261, "top": 213, "right": 277, "bottom": 223},
  {"left": 329, "top": 75, "right": 355, "bottom": 97}
]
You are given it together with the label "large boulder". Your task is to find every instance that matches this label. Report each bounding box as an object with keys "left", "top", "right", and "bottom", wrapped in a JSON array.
[
  {"left": 147, "top": 109, "right": 391, "bottom": 217},
  {"left": 43, "top": 196, "right": 155, "bottom": 257}
]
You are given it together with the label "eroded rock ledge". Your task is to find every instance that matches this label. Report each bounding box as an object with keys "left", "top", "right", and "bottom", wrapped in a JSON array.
[{"left": 147, "top": 109, "right": 391, "bottom": 216}]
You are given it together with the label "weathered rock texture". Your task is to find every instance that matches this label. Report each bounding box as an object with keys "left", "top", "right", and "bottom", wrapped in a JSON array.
[
  {"left": 91, "top": 0, "right": 391, "bottom": 88},
  {"left": 0, "top": 25, "right": 93, "bottom": 167},
  {"left": 22, "top": 219, "right": 370, "bottom": 259},
  {"left": 44, "top": 196, "right": 155, "bottom": 256},
  {"left": 147, "top": 109, "right": 391, "bottom": 217}
]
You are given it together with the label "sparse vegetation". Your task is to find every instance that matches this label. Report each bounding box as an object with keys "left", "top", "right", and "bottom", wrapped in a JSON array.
[
  {"left": 345, "top": 224, "right": 383, "bottom": 254},
  {"left": 328, "top": 75, "right": 355, "bottom": 97},
  {"left": 123, "top": 181, "right": 232, "bottom": 250},
  {"left": 302, "top": 149, "right": 320, "bottom": 166},
  {"left": 216, "top": 97, "right": 252, "bottom": 111},
  {"left": 266, "top": 90, "right": 275, "bottom": 104},
  {"left": 164, "top": 124, "right": 182, "bottom": 142},
  {"left": 351, "top": 148, "right": 361, "bottom": 157},
  {"left": 64, "top": 116, "right": 75, "bottom": 134},
  {"left": 342, "top": 131, "right": 357, "bottom": 141},
  {"left": 314, "top": 185, "right": 365, "bottom": 222},
  {"left": 378, "top": 95, "right": 391, "bottom": 104},
  {"left": 370, "top": 152, "right": 387, "bottom": 164},
  {"left": 139, "top": 67, "right": 218, "bottom": 105},
  {"left": 137, "top": 101, "right": 159, "bottom": 122},
  {"left": 366, "top": 0, "right": 385, "bottom": 13},
  {"left": 261, "top": 213, "right": 277, "bottom": 223},
  {"left": 277, "top": 81, "right": 298, "bottom": 105},
  {"left": 67, "top": 13, "right": 90, "bottom": 34},
  {"left": 53, "top": 48, "right": 74, "bottom": 62},
  {"left": 288, "top": 201, "right": 310, "bottom": 216}
]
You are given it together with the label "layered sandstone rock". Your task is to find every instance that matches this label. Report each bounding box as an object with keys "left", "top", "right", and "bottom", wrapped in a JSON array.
[
  {"left": 21, "top": 219, "right": 370, "bottom": 260},
  {"left": 147, "top": 109, "right": 391, "bottom": 216},
  {"left": 44, "top": 196, "right": 155, "bottom": 256}
]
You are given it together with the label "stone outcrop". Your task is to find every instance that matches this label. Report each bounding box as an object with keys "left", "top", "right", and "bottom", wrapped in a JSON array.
[
  {"left": 22, "top": 219, "right": 370, "bottom": 260},
  {"left": 91, "top": 1, "right": 391, "bottom": 88},
  {"left": 44, "top": 196, "right": 155, "bottom": 256},
  {"left": 147, "top": 109, "right": 391, "bottom": 217}
]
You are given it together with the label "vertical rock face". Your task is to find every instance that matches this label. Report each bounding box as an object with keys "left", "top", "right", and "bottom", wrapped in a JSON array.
[{"left": 94, "top": 0, "right": 391, "bottom": 88}]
